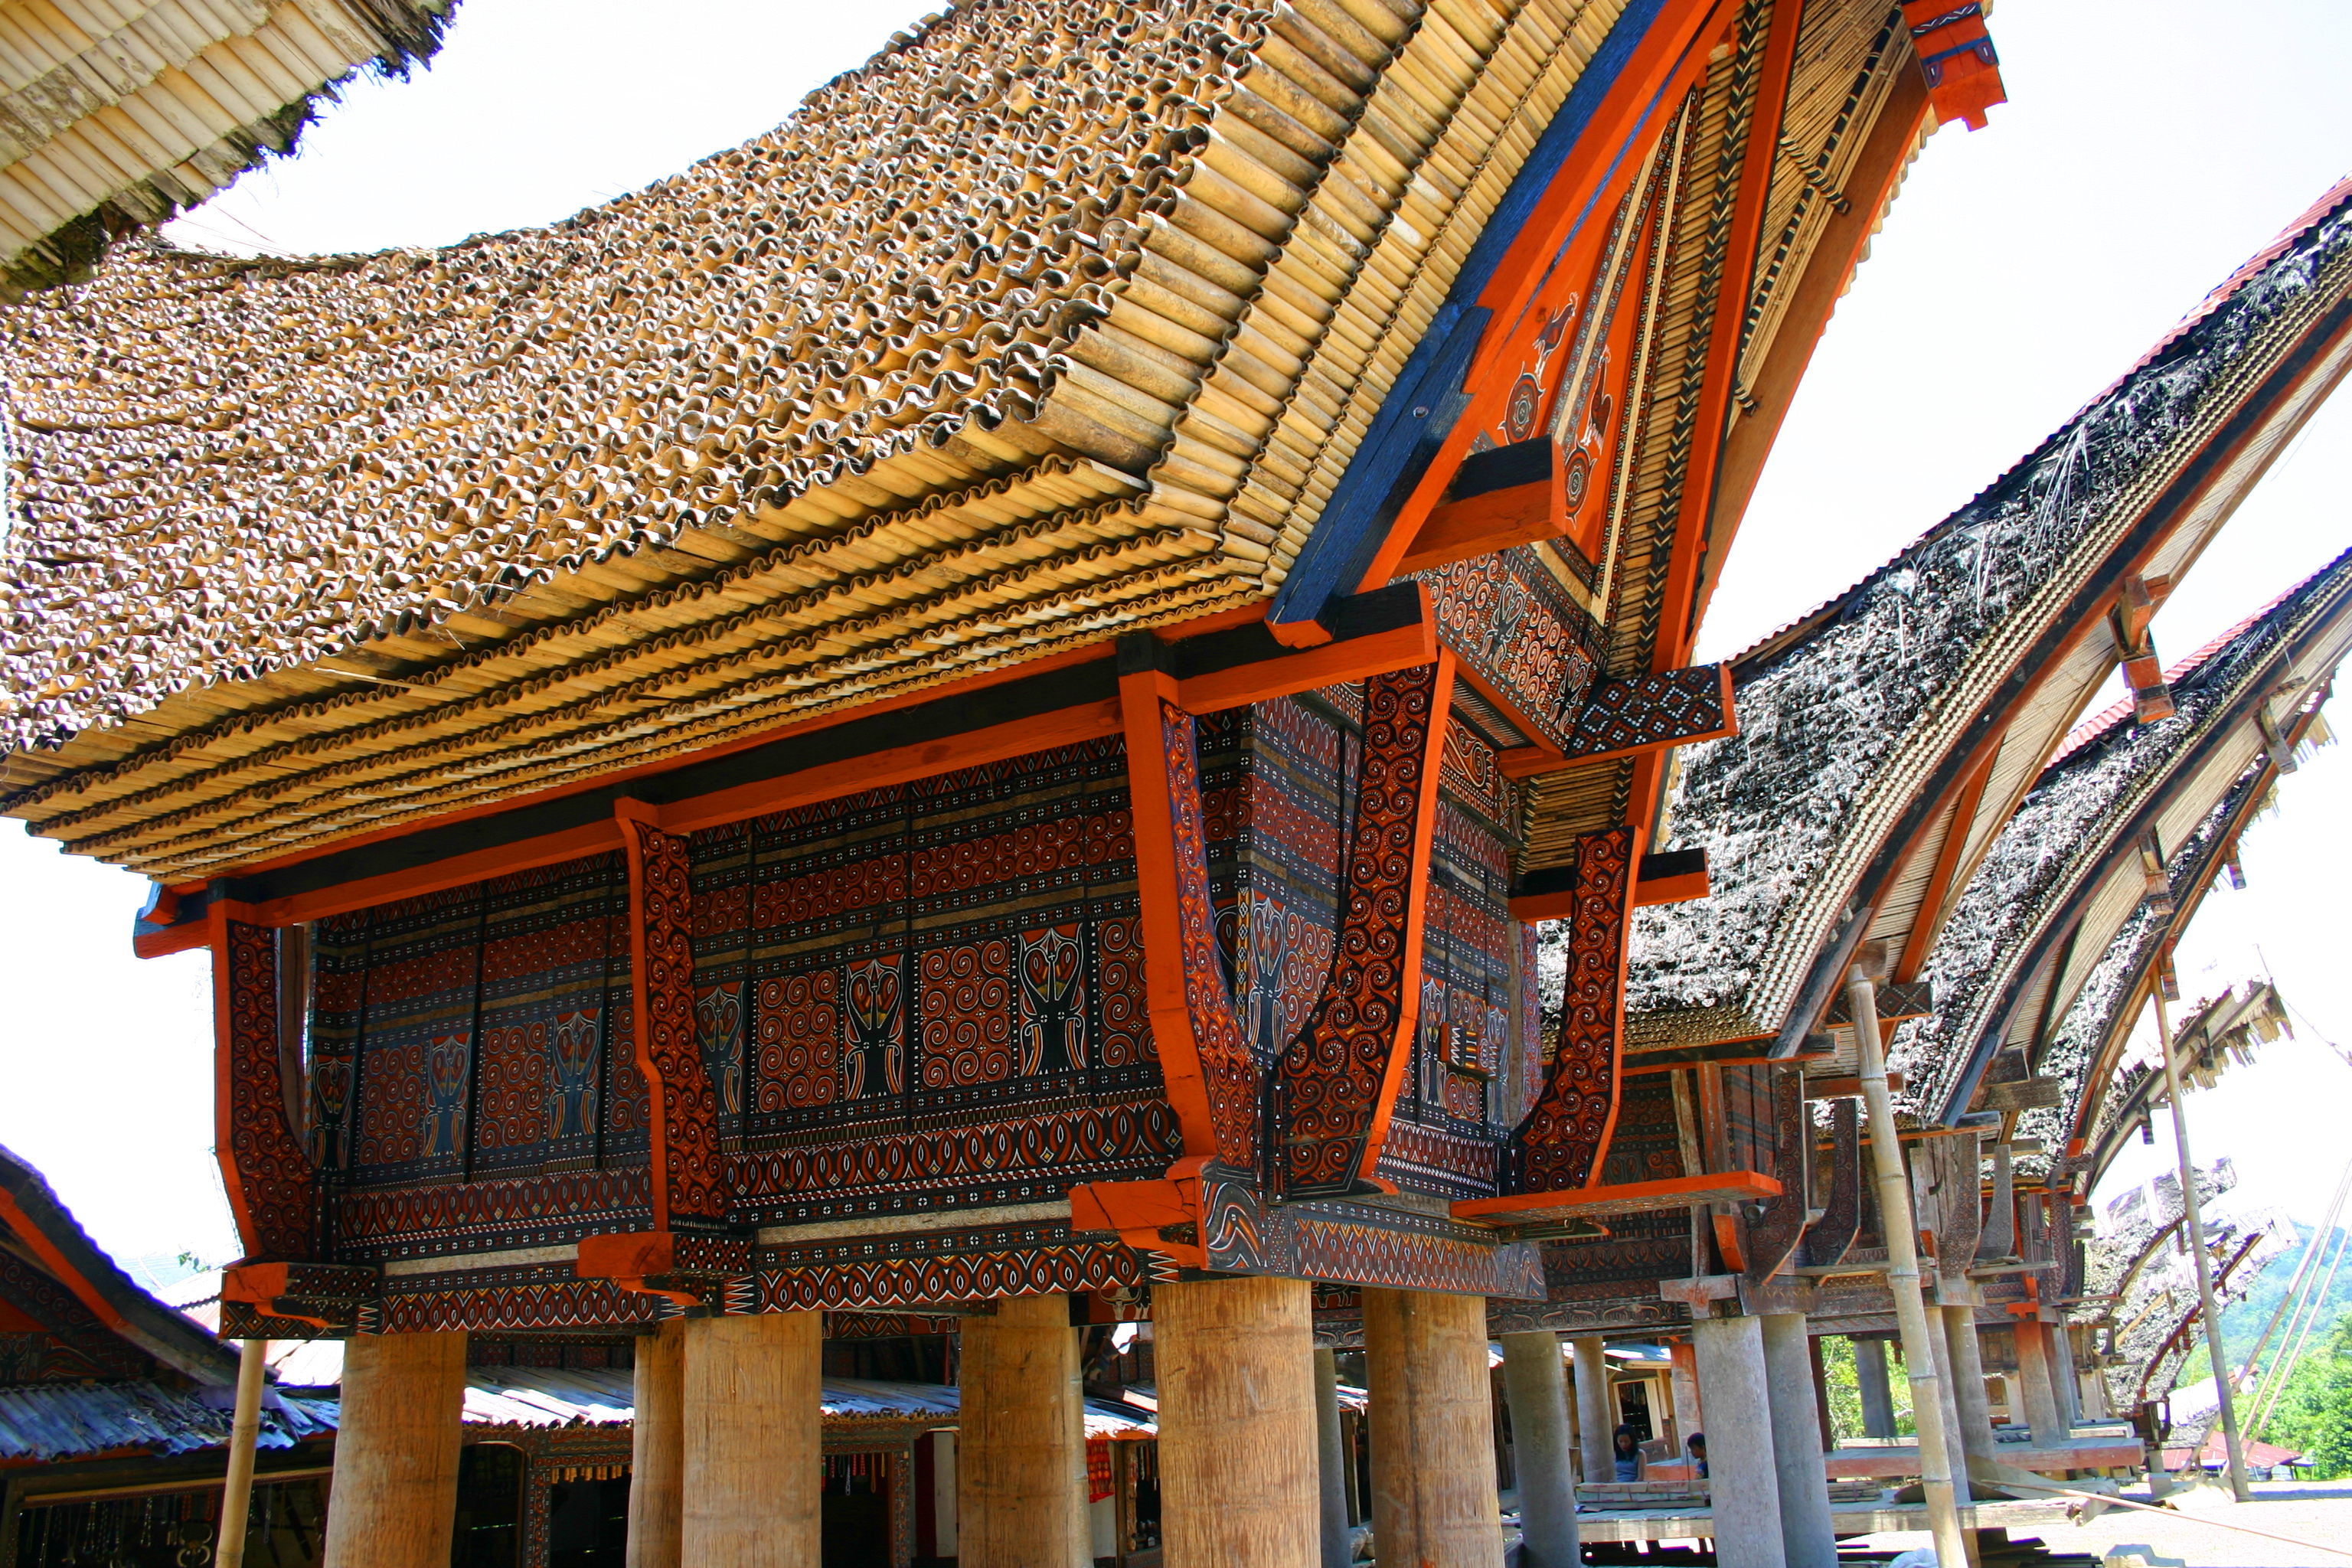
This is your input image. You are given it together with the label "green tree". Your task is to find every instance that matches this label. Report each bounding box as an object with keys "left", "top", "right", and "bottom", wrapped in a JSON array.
[
  {"left": 1816, "top": 1336, "right": 1915, "bottom": 1441},
  {"left": 2256, "top": 1312, "right": 2352, "bottom": 1478}
]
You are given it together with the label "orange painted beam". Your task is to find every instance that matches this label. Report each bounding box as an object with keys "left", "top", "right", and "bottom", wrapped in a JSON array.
[
  {"left": 1394, "top": 479, "right": 1561, "bottom": 578},
  {"left": 1175, "top": 587, "right": 1436, "bottom": 714},
  {"left": 1117, "top": 665, "right": 1219, "bottom": 1163},
  {"left": 0, "top": 1190, "right": 132, "bottom": 1335},
  {"left": 1351, "top": 0, "right": 1729, "bottom": 596},
  {"left": 1653, "top": 0, "right": 1807, "bottom": 673},
  {"left": 1632, "top": 866, "right": 1711, "bottom": 907}
]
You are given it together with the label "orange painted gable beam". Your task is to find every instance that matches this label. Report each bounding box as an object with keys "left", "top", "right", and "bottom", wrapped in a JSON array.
[
  {"left": 1350, "top": 0, "right": 1730, "bottom": 597},
  {"left": 1654, "top": 0, "right": 1808, "bottom": 675}
]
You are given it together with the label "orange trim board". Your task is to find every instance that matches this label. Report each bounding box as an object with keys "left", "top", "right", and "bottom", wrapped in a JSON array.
[{"left": 1452, "top": 1171, "right": 1780, "bottom": 1227}]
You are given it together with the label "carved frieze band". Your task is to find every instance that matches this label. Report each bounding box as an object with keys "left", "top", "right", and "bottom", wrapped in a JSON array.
[{"left": 1504, "top": 825, "right": 1635, "bottom": 1193}]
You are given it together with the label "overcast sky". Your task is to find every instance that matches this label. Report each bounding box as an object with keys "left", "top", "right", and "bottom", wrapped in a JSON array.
[{"left": 1, "top": 0, "right": 2347, "bottom": 1275}]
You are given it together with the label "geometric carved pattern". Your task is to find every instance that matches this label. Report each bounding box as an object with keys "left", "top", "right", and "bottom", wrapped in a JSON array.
[
  {"left": 1196, "top": 1177, "right": 1542, "bottom": 1298},
  {"left": 1271, "top": 660, "right": 1451, "bottom": 1196},
  {"left": 621, "top": 814, "right": 728, "bottom": 1230},
  {"left": 217, "top": 917, "right": 318, "bottom": 1261},
  {"left": 1557, "top": 663, "right": 1732, "bottom": 760},
  {"left": 753, "top": 1222, "right": 1145, "bottom": 1311},
  {"left": 1421, "top": 546, "right": 1601, "bottom": 751},
  {"left": 1155, "top": 697, "right": 1261, "bottom": 1174},
  {"left": 1505, "top": 826, "right": 1634, "bottom": 1193}
]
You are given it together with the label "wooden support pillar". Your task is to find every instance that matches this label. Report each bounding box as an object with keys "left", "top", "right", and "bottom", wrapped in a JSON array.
[
  {"left": 682, "top": 1312, "right": 820, "bottom": 1566},
  {"left": 1571, "top": 1336, "right": 1614, "bottom": 1484},
  {"left": 1942, "top": 1306, "right": 1999, "bottom": 1474},
  {"left": 1759, "top": 1316, "right": 1836, "bottom": 1568},
  {"left": 1499, "top": 1331, "right": 1579, "bottom": 1568},
  {"left": 1667, "top": 1338, "right": 1703, "bottom": 1463},
  {"left": 1314, "top": 1348, "right": 1352, "bottom": 1568},
  {"left": 322, "top": 1331, "right": 468, "bottom": 1568},
  {"left": 1689, "top": 1315, "right": 1783, "bottom": 1568},
  {"left": 2011, "top": 1318, "right": 2066, "bottom": 1449},
  {"left": 1157, "top": 1276, "right": 1317, "bottom": 1568},
  {"left": 959, "top": 1293, "right": 1089, "bottom": 1568},
  {"left": 1364, "top": 1288, "right": 1501, "bottom": 1568},
  {"left": 627, "top": 1318, "right": 684, "bottom": 1568},
  {"left": 2049, "top": 1318, "right": 2084, "bottom": 1431},
  {"left": 1854, "top": 1337, "right": 1898, "bottom": 1439}
]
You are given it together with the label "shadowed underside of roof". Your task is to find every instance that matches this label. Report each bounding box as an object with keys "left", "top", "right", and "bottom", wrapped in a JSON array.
[
  {"left": 0, "top": 0, "right": 1662, "bottom": 871},
  {"left": 1622, "top": 181, "right": 2352, "bottom": 1050},
  {"left": 0, "top": 0, "right": 455, "bottom": 294},
  {"left": 1886, "top": 546, "right": 2352, "bottom": 1125}
]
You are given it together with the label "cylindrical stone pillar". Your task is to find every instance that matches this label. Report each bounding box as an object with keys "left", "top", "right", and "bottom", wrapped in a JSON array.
[
  {"left": 2013, "top": 1318, "right": 2066, "bottom": 1449},
  {"left": 1364, "top": 1288, "right": 1502, "bottom": 1568},
  {"left": 322, "top": 1331, "right": 468, "bottom": 1568},
  {"left": 1499, "top": 1331, "right": 1579, "bottom": 1568},
  {"left": 959, "top": 1293, "right": 1089, "bottom": 1568},
  {"left": 627, "top": 1318, "right": 685, "bottom": 1568},
  {"left": 1156, "top": 1276, "right": 1317, "bottom": 1568},
  {"left": 1942, "top": 1305, "right": 1998, "bottom": 1482},
  {"left": 682, "top": 1312, "right": 821, "bottom": 1566},
  {"left": 1314, "top": 1348, "right": 1351, "bottom": 1568},
  {"left": 1853, "top": 1338, "right": 1897, "bottom": 1439},
  {"left": 1759, "top": 1316, "right": 1837, "bottom": 1568},
  {"left": 1688, "top": 1315, "right": 1785, "bottom": 1568},
  {"left": 1571, "top": 1336, "right": 1614, "bottom": 1484}
]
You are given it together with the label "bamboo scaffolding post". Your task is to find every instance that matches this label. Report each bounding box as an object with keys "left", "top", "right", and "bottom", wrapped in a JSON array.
[
  {"left": 1847, "top": 957, "right": 1970, "bottom": 1568},
  {"left": 212, "top": 1337, "right": 270, "bottom": 1568},
  {"left": 2147, "top": 950, "right": 2253, "bottom": 1502}
]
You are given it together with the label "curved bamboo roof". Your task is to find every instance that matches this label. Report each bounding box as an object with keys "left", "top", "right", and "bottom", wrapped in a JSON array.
[
  {"left": 0, "top": 0, "right": 1664, "bottom": 874},
  {"left": 0, "top": 0, "right": 454, "bottom": 293},
  {"left": 1625, "top": 180, "right": 2352, "bottom": 1051}
]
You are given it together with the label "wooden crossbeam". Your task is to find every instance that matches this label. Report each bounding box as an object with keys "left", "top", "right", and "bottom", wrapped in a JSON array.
[
  {"left": 1393, "top": 436, "right": 1566, "bottom": 577},
  {"left": 1452, "top": 1171, "right": 1782, "bottom": 1228},
  {"left": 1512, "top": 848, "right": 1709, "bottom": 920}
]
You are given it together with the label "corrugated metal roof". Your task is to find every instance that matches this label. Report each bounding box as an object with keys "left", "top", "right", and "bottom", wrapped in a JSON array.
[{"left": 0, "top": 1379, "right": 335, "bottom": 1462}]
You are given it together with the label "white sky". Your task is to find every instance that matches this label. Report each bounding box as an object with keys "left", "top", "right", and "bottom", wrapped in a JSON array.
[{"left": 1, "top": 0, "right": 2348, "bottom": 1272}]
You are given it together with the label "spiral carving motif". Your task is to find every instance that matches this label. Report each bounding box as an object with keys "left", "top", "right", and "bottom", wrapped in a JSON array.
[
  {"left": 625, "top": 818, "right": 729, "bottom": 1227},
  {"left": 220, "top": 920, "right": 320, "bottom": 1260},
  {"left": 1270, "top": 662, "right": 1446, "bottom": 1197},
  {"left": 1158, "top": 697, "right": 1262, "bottom": 1173},
  {"left": 1505, "top": 825, "right": 1634, "bottom": 1193}
]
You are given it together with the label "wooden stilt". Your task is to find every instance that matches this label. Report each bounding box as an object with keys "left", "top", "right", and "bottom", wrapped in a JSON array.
[
  {"left": 1364, "top": 1287, "right": 1501, "bottom": 1568},
  {"left": 682, "top": 1312, "right": 821, "bottom": 1566},
  {"left": 627, "top": 1318, "right": 684, "bottom": 1568},
  {"left": 322, "top": 1331, "right": 468, "bottom": 1568},
  {"left": 959, "top": 1293, "right": 1089, "bottom": 1568},
  {"left": 1156, "top": 1276, "right": 1317, "bottom": 1568}
]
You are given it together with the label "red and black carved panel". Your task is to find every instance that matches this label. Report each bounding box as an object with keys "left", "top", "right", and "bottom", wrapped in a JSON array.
[
  {"left": 755, "top": 1220, "right": 1145, "bottom": 1311},
  {"left": 1155, "top": 697, "right": 1263, "bottom": 1174},
  {"left": 218, "top": 919, "right": 319, "bottom": 1261},
  {"left": 472, "top": 858, "right": 628, "bottom": 1176},
  {"left": 623, "top": 818, "right": 727, "bottom": 1230},
  {"left": 332, "top": 1168, "right": 655, "bottom": 1264},
  {"left": 1506, "top": 826, "right": 1635, "bottom": 1194},
  {"left": 731, "top": 1101, "right": 1182, "bottom": 1225},
  {"left": 0, "top": 1249, "right": 154, "bottom": 1381},
  {"left": 377, "top": 1260, "right": 664, "bottom": 1334},
  {"left": 1420, "top": 547, "right": 1601, "bottom": 751},
  {"left": 1214, "top": 695, "right": 1346, "bottom": 1060},
  {"left": 1198, "top": 1178, "right": 1543, "bottom": 1299},
  {"left": 1557, "top": 663, "right": 1732, "bottom": 761},
  {"left": 1269, "top": 663, "right": 1448, "bottom": 1197}
]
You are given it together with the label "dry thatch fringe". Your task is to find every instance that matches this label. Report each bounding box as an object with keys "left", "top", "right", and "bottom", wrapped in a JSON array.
[
  {"left": 63, "top": 517, "right": 1216, "bottom": 856},
  {"left": 2, "top": 455, "right": 1144, "bottom": 815},
  {"left": 133, "top": 571, "right": 1256, "bottom": 877}
]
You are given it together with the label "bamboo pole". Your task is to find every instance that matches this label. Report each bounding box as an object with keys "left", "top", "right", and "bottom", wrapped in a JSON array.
[
  {"left": 1847, "top": 961, "right": 1970, "bottom": 1568},
  {"left": 2148, "top": 957, "right": 2254, "bottom": 1501},
  {"left": 213, "top": 1337, "right": 270, "bottom": 1568}
]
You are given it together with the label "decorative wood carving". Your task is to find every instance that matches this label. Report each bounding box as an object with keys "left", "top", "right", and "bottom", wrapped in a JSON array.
[
  {"left": 1271, "top": 658, "right": 1454, "bottom": 1197},
  {"left": 1741, "top": 1065, "right": 1811, "bottom": 1284},
  {"left": 1557, "top": 663, "right": 1733, "bottom": 762},
  {"left": 214, "top": 916, "right": 319, "bottom": 1262},
  {"left": 1504, "top": 825, "right": 1635, "bottom": 1193},
  {"left": 1801, "top": 1097, "right": 1861, "bottom": 1269},
  {"left": 619, "top": 809, "right": 728, "bottom": 1230},
  {"left": 1115, "top": 661, "right": 1262, "bottom": 1174}
]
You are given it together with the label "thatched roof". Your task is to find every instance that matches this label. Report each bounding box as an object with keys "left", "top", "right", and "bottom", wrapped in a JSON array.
[
  {"left": 1624, "top": 178, "right": 2352, "bottom": 1050},
  {"left": 0, "top": 0, "right": 455, "bottom": 294}
]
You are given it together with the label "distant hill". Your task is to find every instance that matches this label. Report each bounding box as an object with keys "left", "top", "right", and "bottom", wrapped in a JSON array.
[{"left": 2220, "top": 1220, "right": 2352, "bottom": 1374}]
